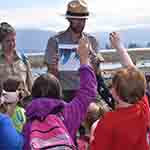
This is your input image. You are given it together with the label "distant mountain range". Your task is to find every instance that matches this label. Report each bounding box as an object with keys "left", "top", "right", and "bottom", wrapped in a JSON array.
[
  {"left": 16, "top": 27, "right": 150, "bottom": 53},
  {"left": 16, "top": 29, "right": 55, "bottom": 53}
]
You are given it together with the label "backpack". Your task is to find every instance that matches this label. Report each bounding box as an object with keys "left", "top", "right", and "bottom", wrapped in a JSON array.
[{"left": 30, "top": 114, "right": 76, "bottom": 150}]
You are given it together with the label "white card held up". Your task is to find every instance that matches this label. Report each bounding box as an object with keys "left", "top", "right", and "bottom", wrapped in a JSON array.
[{"left": 58, "top": 44, "right": 80, "bottom": 71}]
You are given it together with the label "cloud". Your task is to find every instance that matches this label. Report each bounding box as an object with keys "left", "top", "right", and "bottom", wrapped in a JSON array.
[
  {"left": 84, "top": 0, "right": 150, "bottom": 32},
  {"left": 0, "top": 0, "right": 150, "bottom": 32},
  {"left": 89, "top": 0, "right": 150, "bottom": 15},
  {"left": 0, "top": 7, "right": 68, "bottom": 31}
]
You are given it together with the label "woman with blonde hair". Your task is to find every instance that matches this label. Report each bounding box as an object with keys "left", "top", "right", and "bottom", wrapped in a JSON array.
[{"left": 0, "top": 22, "right": 33, "bottom": 93}]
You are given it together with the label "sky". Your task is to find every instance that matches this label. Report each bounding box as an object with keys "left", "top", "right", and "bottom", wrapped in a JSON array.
[{"left": 0, "top": 0, "right": 150, "bottom": 32}]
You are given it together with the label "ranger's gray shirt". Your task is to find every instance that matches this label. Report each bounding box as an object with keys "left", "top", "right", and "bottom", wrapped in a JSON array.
[{"left": 44, "top": 28, "right": 102, "bottom": 90}]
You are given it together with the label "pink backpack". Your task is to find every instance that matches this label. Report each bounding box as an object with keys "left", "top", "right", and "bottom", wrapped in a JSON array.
[{"left": 30, "top": 114, "right": 76, "bottom": 150}]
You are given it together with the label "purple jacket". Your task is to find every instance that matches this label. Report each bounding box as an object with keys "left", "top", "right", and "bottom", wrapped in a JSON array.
[{"left": 23, "top": 65, "right": 97, "bottom": 150}]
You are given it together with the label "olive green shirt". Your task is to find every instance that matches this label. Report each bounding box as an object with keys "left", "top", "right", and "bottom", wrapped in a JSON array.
[
  {"left": 45, "top": 28, "right": 103, "bottom": 90},
  {"left": 0, "top": 51, "right": 32, "bottom": 92}
]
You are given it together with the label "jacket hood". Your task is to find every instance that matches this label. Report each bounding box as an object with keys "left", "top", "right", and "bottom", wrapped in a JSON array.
[{"left": 26, "top": 97, "right": 65, "bottom": 120}]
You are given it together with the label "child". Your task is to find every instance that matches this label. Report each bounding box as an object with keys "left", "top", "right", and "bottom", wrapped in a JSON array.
[
  {"left": 77, "top": 99, "right": 110, "bottom": 150},
  {"left": 23, "top": 37, "right": 97, "bottom": 150},
  {"left": 0, "top": 81, "right": 24, "bottom": 150},
  {"left": 145, "top": 72, "right": 150, "bottom": 102},
  {"left": 3, "top": 76, "right": 26, "bottom": 132},
  {"left": 90, "top": 32, "right": 150, "bottom": 150}
]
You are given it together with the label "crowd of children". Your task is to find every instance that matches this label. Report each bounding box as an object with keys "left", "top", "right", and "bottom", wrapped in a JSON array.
[{"left": 0, "top": 20, "right": 149, "bottom": 150}]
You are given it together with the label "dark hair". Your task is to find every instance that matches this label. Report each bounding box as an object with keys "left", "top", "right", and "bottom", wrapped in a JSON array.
[
  {"left": 3, "top": 76, "right": 22, "bottom": 92},
  {"left": 0, "top": 22, "right": 15, "bottom": 42},
  {"left": 145, "top": 72, "right": 150, "bottom": 82},
  {"left": 0, "top": 80, "right": 3, "bottom": 96},
  {"left": 19, "top": 95, "right": 32, "bottom": 108},
  {"left": 32, "top": 73, "right": 62, "bottom": 99}
]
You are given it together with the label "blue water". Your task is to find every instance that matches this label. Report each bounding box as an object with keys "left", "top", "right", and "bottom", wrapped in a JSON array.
[
  {"left": 22, "top": 51, "right": 150, "bottom": 77},
  {"left": 31, "top": 61, "right": 150, "bottom": 79}
]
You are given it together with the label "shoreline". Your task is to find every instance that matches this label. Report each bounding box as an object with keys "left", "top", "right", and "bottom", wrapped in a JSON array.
[{"left": 27, "top": 48, "right": 150, "bottom": 68}]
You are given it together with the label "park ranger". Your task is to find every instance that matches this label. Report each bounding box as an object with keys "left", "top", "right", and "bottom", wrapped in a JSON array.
[{"left": 44, "top": 0, "right": 104, "bottom": 100}]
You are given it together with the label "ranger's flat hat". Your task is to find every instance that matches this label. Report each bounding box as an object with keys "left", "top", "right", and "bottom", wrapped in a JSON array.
[{"left": 65, "top": 0, "right": 89, "bottom": 19}]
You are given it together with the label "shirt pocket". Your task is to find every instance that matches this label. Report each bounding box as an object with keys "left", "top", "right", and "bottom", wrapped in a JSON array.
[
  {"left": 0, "top": 64, "right": 12, "bottom": 77},
  {"left": 13, "top": 60, "right": 27, "bottom": 82}
]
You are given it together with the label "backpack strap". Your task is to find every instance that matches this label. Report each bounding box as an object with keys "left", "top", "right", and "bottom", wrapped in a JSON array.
[{"left": 40, "top": 144, "right": 75, "bottom": 150}]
